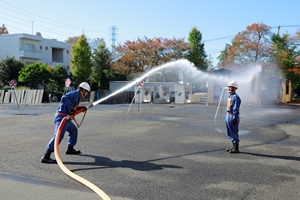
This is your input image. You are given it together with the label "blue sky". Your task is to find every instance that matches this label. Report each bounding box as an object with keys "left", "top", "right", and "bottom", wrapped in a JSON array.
[{"left": 1, "top": 0, "right": 300, "bottom": 66}]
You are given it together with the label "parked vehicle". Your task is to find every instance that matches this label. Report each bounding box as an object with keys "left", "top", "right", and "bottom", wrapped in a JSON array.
[{"left": 49, "top": 93, "right": 58, "bottom": 102}]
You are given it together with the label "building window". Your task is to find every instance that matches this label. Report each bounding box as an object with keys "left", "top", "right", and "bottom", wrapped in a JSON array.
[
  {"left": 40, "top": 46, "right": 42, "bottom": 50},
  {"left": 45, "top": 46, "right": 48, "bottom": 50},
  {"left": 24, "top": 43, "right": 34, "bottom": 52},
  {"left": 66, "top": 50, "right": 69, "bottom": 54}
]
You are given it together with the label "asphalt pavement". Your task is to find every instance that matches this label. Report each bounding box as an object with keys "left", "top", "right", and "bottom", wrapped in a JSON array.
[{"left": 1, "top": 102, "right": 300, "bottom": 200}]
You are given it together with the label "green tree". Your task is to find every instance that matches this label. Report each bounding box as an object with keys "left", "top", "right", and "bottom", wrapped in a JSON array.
[
  {"left": 91, "top": 39, "right": 112, "bottom": 89},
  {"left": 186, "top": 27, "right": 208, "bottom": 71},
  {"left": 0, "top": 57, "right": 24, "bottom": 87},
  {"left": 71, "top": 34, "right": 92, "bottom": 85},
  {"left": 271, "top": 33, "right": 300, "bottom": 92},
  {"left": 47, "top": 65, "right": 69, "bottom": 93},
  {"left": 18, "top": 62, "right": 51, "bottom": 89},
  {"left": 217, "top": 44, "right": 230, "bottom": 68}
]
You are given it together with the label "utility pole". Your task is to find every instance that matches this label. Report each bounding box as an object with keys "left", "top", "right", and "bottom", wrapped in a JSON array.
[
  {"left": 277, "top": 25, "right": 280, "bottom": 35},
  {"left": 208, "top": 54, "right": 213, "bottom": 70},
  {"left": 109, "top": 26, "right": 118, "bottom": 59},
  {"left": 31, "top": 20, "right": 35, "bottom": 35}
]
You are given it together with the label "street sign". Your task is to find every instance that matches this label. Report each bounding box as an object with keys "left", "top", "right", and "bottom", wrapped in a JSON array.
[
  {"left": 65, "top": 78, "right": 71, "bottom": 87},
  {"left": 9, "top": 79, "right": 17, "bottom": 88},
  {"left": 137, "top": 81, "right": 144, "bottom": 88}
]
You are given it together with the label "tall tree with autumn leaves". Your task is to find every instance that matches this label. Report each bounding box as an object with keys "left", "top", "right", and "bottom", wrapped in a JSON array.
[
  {"left": 218, "top": 23, "right": 272, "bottom": 69},
  {"left": 0, "top": 24, "right": 9, "bottom": 35},
  {"left": 113, "top": 37, "right": 189, "bottom": 80},
  {"left": 217, "top": 22, "right": 300, "bottom": 99}
]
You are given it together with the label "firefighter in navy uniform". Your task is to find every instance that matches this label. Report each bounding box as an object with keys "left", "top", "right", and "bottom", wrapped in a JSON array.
[
  {"left": 225, "top": 81, "right": 241, "bottom": 153},
  {"left": 41, "top": 82, "right": 90, "bottom": 164}
]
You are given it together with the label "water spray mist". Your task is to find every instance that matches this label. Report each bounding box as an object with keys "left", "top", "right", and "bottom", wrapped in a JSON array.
[{"left": 86, "top": 59, "right": 262, "bottom": 109}]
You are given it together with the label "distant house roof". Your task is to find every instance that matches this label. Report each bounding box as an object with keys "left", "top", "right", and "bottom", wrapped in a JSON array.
[{"left": 209, "top": 68, "right": 241, "bottom": 79}]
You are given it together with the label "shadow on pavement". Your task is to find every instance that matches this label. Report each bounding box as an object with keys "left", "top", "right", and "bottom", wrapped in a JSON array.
[
  {"left": 241, "top": 152, "right": 300, "bottom": 161},
  {"left": 64, "top": 154, "right": 183, "bottom": 172}
]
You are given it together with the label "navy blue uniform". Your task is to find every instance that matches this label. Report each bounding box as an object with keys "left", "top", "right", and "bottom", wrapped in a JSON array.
[
  {"left": 46, "top": 90, "right": 81, "bottom": 151},
  {"left": 225, "top": 92, "right": 241, "bottom": 143}
]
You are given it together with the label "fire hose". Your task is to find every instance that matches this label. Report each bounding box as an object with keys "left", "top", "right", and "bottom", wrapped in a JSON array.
[
  {"left": 52, "top": 60, "right": 193, "bottom": 199},
  {"left": 54, "top": 106, "right": 111, "bottom": 200}
]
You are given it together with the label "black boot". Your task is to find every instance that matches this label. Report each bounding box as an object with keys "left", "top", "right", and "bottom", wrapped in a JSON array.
[
  {"left": 225, "top": 142, "right": 234, "bottom": 152},
  {"left": 41, "top": 150, "right": 57, "bottom": 164},
  {"left": 229, "top": 142, "right": 240, "bottom": 153},
  {"left": 65, "top": 146, "right": 81, "bottom": 155}
]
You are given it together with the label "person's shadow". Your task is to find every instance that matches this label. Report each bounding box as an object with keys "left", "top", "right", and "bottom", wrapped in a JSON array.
[
  {"left": 63, "top": 154, "right": 183, "bottom": 172},
  {"left": 63, "top": 143, "right": 300, "bottom": 173},
  {"left": 241, "top": 152, "right": 300, "bottom": 161},
  {"left": 240, "top": 140, "right": 300, "bottom": 161}
]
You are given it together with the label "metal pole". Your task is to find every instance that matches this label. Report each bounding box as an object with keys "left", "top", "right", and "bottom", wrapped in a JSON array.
[
  {"left": 127, "top": 89, "right": 138, "bottom": 114},
  {"left": 214, "top": 87, "right": 227, "bottom": 120},
  {"left": 138, "top": 88, "right": 141, "bottom": 114},
  {"left": 13, "top": 88, "right": 19, "bottom": 108}
]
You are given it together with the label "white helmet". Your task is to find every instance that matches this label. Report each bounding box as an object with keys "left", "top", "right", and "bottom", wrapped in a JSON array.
[
  {"left": 227, "top": 81, "right": 238, "bottom": 89},
  {"left": 79, "top": 82, "right": 90, "bottom": 92}
]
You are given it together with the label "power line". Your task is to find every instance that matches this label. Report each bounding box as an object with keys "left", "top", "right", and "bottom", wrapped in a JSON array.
[
  {"left": 203, "top": 35, "right": 235, "bottom": 42},
  {"left": 1, "top": 1, "right": 83, "bottom": 31},
  {"left": 206, "top": 49, "right": 224, "bottom": 54},
  {"left": 1, "top": 0, "right": 299, "bottom": 54},
  {"left": 0, "top": 10, "right": 79, "bottom": 38},
  {"left": 271, "top": 25, "right": 300, "bottom": 28},
  {"left": 0, "top": 1, "right": 107, "bottom": 37}
]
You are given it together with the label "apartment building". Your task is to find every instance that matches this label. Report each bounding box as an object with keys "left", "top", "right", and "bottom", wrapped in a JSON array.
[{"left": 0, "top": 32, "right": 72, "bottom": 73}]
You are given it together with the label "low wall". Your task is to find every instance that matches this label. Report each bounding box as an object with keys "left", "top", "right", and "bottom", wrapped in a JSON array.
[{"left": 0, "top": 89, "right": 44, "bottom": 104}]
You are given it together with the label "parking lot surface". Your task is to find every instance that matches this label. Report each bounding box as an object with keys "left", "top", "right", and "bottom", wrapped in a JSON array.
[{"left": 1, "top": 102, "right": 300, "bottom": 200}]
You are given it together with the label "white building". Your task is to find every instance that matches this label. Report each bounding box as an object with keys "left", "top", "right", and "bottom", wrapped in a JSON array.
[{"left": 0, "top": 32, "right": 72, "bottom": 73}]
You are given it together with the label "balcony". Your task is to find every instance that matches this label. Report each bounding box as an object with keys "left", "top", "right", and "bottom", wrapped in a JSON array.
[
  {"left": 50, "top": 60, "right": 64, "bottom": 67},
  {"left": 19, "top": 49, "right": 42, "bottom": 59}
]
